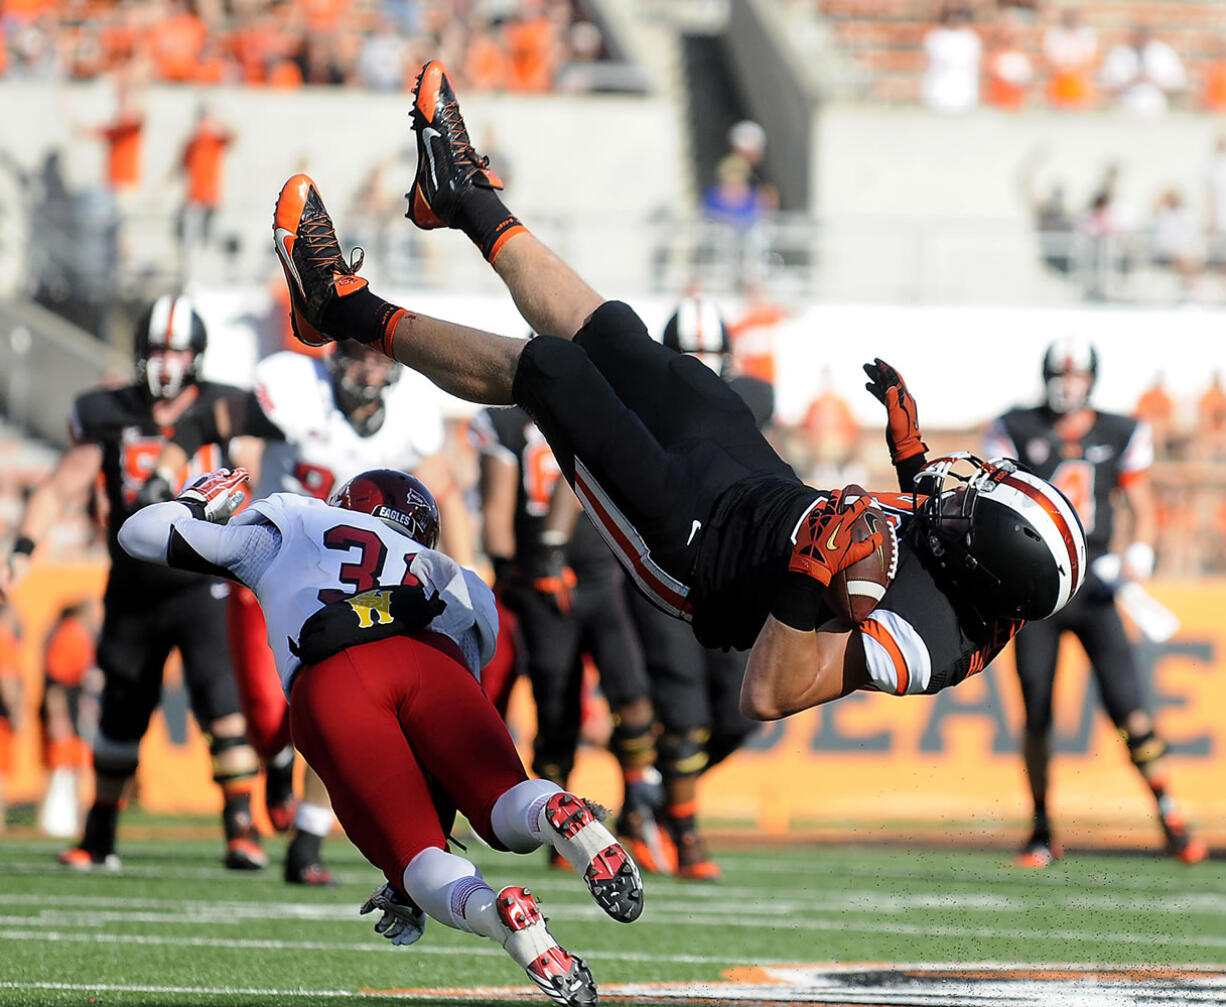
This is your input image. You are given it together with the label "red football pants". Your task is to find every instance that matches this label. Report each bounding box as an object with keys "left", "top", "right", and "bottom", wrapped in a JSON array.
[
  {"left": 288, "top": 632, "right": 529, "bottom": 889},
  {"left": 228, "top": 585, "right": 292, "bottom": 758}
]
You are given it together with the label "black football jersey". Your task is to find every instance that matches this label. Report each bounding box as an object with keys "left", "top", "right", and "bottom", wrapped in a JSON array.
[
  {"left": 690, "top": 477, "right": 1021, "bottom": 693},
  {"left": 70, "top": 382, "right": 238, "bottom": 591},
  {"left": 470, "top": 406, "right": 614, "bottom": 575},
  {"left": 986, "top": 407, "right": 1152, "bottom": 560}
]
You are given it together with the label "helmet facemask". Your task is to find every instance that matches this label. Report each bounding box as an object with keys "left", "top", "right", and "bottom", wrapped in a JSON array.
[{"left": 328, "top": 343, "right": 400, "bottom": 436}]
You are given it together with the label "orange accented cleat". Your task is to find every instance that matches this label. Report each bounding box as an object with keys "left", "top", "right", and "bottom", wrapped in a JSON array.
[
  {"left": 674, "top": 831, "right": 722, "bottom": 883},
  {"left": 1015, "top": 831, "right": 1063, "bottom": 869},
  {"left": 58, "top": 846, "right": 121, "bottom": 872},
  {"left": 1163, "top": 814, "right": 1209, "bottom": 865},
  {"left": 406, "top": 60, "right": 504, "bottom": 230},
  {"left": 497, "top": 886, "right": 596, "bottom": 1007},
  {"left": 225, "top": 836, "right": 269, "bottom": 871},
  {"left": 273, "top": 173, "right": 368, "bottom": 347}
]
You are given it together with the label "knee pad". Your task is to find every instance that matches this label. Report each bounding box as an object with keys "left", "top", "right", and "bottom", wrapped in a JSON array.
[
  {"left": 658, "top": 728, "right": 710, "bottom": 781},
  {"left": 1124, "top": 728, "right": 1168, "bottom": 769},
  {"left": 610, "top": 716, "right": 657, "bottom": 771},
  {"left": 209, "top": 733, "right": 259, "bottom": 786},
  {"left": 92, "top": 730, "right": 140, "bottom": 782}
]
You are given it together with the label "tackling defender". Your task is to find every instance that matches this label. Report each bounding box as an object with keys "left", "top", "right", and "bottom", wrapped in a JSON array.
[
  {"left": 118, "top": 467, "right": 642, "bottom": 1007},
  {"left": 270, "top": 60, "right": 1088, "bottom": 718}
]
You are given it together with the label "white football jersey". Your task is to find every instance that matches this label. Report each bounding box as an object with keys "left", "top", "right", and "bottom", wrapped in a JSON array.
[
  {"left": 245, "top": 493, "right": 497, "bottom": 693},
  {"left": 252, "top": 352, "right": 445, "bottom": 500}
]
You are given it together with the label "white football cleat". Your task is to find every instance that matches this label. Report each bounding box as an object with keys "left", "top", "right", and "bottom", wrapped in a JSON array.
[{"left": 496, "top": 886, "right": 595, "bottom": 1007}]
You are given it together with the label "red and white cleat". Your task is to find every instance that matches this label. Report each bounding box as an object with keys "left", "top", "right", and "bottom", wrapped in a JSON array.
[
  {"left": 541, "top": 792, "right": 644, "bottom": 923},
  {"left": 496, "top": 886, "right": 595, "bottom": 1007}
]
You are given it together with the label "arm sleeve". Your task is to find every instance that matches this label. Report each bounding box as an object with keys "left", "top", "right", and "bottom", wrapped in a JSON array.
[
  {"left": 117, "top": 501, "right": 281, "bottom": 587},
  {"left": 894, "top": 453, "right": 927, "bottom": 494}
]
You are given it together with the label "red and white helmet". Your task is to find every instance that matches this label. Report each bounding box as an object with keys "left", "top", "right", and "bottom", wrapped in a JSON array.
[
  {"left": 913, "top": 454, "right": 1086, "bottom": 621},
  {"left": 328, "top": 469, "right": 440, "bottom": 549}
]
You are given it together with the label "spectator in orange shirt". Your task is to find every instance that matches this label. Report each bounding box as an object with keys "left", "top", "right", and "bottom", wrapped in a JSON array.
[
  {"left": 727, "top": 283, "right": 786, "bottom": 386},
  {"left": 1205, "top": 40, "right": 1226, "bottom": 113},
  {"left": 38, "top": 600, "right": 100, "bottom": 838},
  {"left": 1135, "top": 373, "right": 1177, "bottom": 458},
  {"left": 1042, "top": 7, "right": 1097, "bottom": 109},
  {"left": 176, "top": 104, "right": 235, "bottom": 247},
  {"left": 985, "top": 17, "right": 1033, "bottom": 111},
  {"left": 465, "top": 23, "right": 511, "bottom": 92},
  {"left": 1196, "top": 371, "right": 1226, "bottom": 460},
  {"left": 506, "top": 6, "right": 556, "bottom": 93},
  {"left": 0, "top": 602, "right": 23, "bottom": 833},
  {"left": 88, "top": 83, "right": 144, "bottom": 195},
  {"left": 148, "top": 0, "right": 207, "bottom": 83}
]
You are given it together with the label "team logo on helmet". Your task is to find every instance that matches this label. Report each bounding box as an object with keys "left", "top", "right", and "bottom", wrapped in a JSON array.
[{"left": 329, "top": 469, "right": 440, "bottom": 549}]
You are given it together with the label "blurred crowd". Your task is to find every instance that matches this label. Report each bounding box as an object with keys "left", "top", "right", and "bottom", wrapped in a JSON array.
[
  {"left": 0, "top": 0, "right": 611, "bottom": 94},
  {"left": 921, "top": 1, "right": 1222, "bottom": 115}
]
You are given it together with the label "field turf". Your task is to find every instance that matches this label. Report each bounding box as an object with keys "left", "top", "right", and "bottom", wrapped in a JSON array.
[{"left": 1, "top": 818, "right": 1224, "bottom": 1006}]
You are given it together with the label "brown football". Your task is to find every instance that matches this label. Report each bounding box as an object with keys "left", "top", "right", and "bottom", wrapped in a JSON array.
[{"left": 824, "top": 488, "right": 898, "bottom": 625}]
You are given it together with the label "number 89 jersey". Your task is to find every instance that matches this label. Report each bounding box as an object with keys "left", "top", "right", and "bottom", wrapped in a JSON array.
[
  {"left": 245, "top": 493, "right": 498, "bottom": 692},
  {"left": 984, "top": 406, "right": 1152, "bottom": 562}
]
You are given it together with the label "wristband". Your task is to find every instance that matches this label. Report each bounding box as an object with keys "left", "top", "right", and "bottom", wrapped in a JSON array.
[
  {"left": 770, "top": 572, "right": 825, "bottom": 632},
  {"left": 12, "top": 535, "right": 35, "bottom": 557},
  {"left": 1123, "top": 541, "right": 1155, "bottom": 580}
]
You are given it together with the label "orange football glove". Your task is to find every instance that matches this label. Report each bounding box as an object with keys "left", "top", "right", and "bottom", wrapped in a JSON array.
[
  {"left": 788, "top": 489, "right": 883, "bottom": 587},
  {"left": 529, "top": 545, "right": 577, "bottom": 616},
  {"left": 863, "top": 358, "right": 928, "bottom": 464}
]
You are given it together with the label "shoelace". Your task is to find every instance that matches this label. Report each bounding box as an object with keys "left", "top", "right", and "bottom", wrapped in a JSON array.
[
  {"left": 299, "top": 214, "right": 366, "bottom": 275},
  {"left": 434, "top": 98, "right": 493, "bottom": 183}
]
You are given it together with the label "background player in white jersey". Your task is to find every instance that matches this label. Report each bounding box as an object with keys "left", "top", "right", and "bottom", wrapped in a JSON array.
[
  {"left": 985, "top": 337, "right": 1206, "bottom": 866},
  {"left": 118, "top": 467, "right": 642, "bottom": 1007},
  {"left": 151, "top": 339, "right": 473, "bottom": 884}
]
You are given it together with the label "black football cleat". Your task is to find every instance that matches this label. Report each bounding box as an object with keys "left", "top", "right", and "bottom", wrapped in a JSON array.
[
  {"left": 406, "top": 60, "right": 504, "bottom": 230},
  {"left": 273, "top": 173, "right": 368, "bottom": 347}
]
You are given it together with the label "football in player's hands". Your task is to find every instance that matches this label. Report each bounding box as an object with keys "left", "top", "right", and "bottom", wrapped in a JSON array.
[{"left": 824, "top": 486, "right": 898, "bottom": 625}]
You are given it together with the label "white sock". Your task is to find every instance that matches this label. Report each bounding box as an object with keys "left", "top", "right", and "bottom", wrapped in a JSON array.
[
  {"left": 490, "top": 778, "right": 561, "bottom": 853},
  {"left": 402, "top": 847, "right": 501, "bottom": 939},
  {"left": 294, "top": 802, "right": 333, "bottom": 838}
]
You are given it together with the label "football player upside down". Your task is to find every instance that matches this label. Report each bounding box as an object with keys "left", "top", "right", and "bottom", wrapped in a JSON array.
[{"left": 266, "top": 58, "right": 1088, "bottom": 722}]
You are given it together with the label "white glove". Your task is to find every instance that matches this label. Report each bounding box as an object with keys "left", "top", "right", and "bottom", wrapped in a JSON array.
[
  {"left": 176, "top": 468, "right": 249, "bottom": 523},
  {"left": 360, "top": 884, "right": 426, "bottom": 947}
]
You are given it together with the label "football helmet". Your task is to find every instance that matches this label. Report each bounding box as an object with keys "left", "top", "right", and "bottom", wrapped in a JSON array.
[
  {"left": 134, "top": 294, "right": 207, "bottom": 399},
  {"left": 663, "top": 297, "right": 730, "bottom": 375},
  {"left": 913, "top": 453, "right": 1086, "bottom": 621},
  {"left": 327, "top": 340, "right": 400, "bottom": 436},
  {"left": 1042, "top": 335, "right": 1098, "bottom": 414},
  {"left": 329, "top": 468, "right": 440, "bottom": 549}
]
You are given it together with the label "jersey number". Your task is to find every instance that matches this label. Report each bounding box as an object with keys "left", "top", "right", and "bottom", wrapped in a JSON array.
[
  {"left": 120, "top": 437, "right": 221, "bottom": 506},
  {"left": 1049, "top": 459, "right": 1095, "bottom": 534},
  {"left": 523, "top": 440, "right": 562, "bottom": 517},
  {"left": 317, "top": 524, "right": 419, "bottom": 604}
]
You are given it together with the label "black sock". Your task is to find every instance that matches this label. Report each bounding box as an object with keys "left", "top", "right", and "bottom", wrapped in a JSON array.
[
  {"left": 223, "top": 790, "right": 256, "bottom": 842},
  {"left": 82, "top": 802, "right": 120, "bottom": 855},
  {"left": 456, "top": 187, "right": 525, "bottom": 263},
  {"left": 320, "top": 288, "right": 406, "bottom": 355},
  {"left": 289, "top": 829, "right": 322, "bottom": 863}
]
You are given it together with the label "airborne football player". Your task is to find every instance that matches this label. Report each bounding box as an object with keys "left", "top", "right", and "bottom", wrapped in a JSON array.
[{"left": 268, "top": 60, "right": 1089, "bottom": 719}]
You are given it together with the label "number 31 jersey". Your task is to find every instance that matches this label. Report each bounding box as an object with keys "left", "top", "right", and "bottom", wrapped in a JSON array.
[
  {"left": 985, "top": 407, "right": 1152, "bottom": 561},
  {"left": 244, "top": 493, "right": 498, "bottom": 692}
]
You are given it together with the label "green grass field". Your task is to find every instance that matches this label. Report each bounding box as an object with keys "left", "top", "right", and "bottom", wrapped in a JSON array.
[{"left": 2, "top": 819, "right": 1225, "bottom": 1006}]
